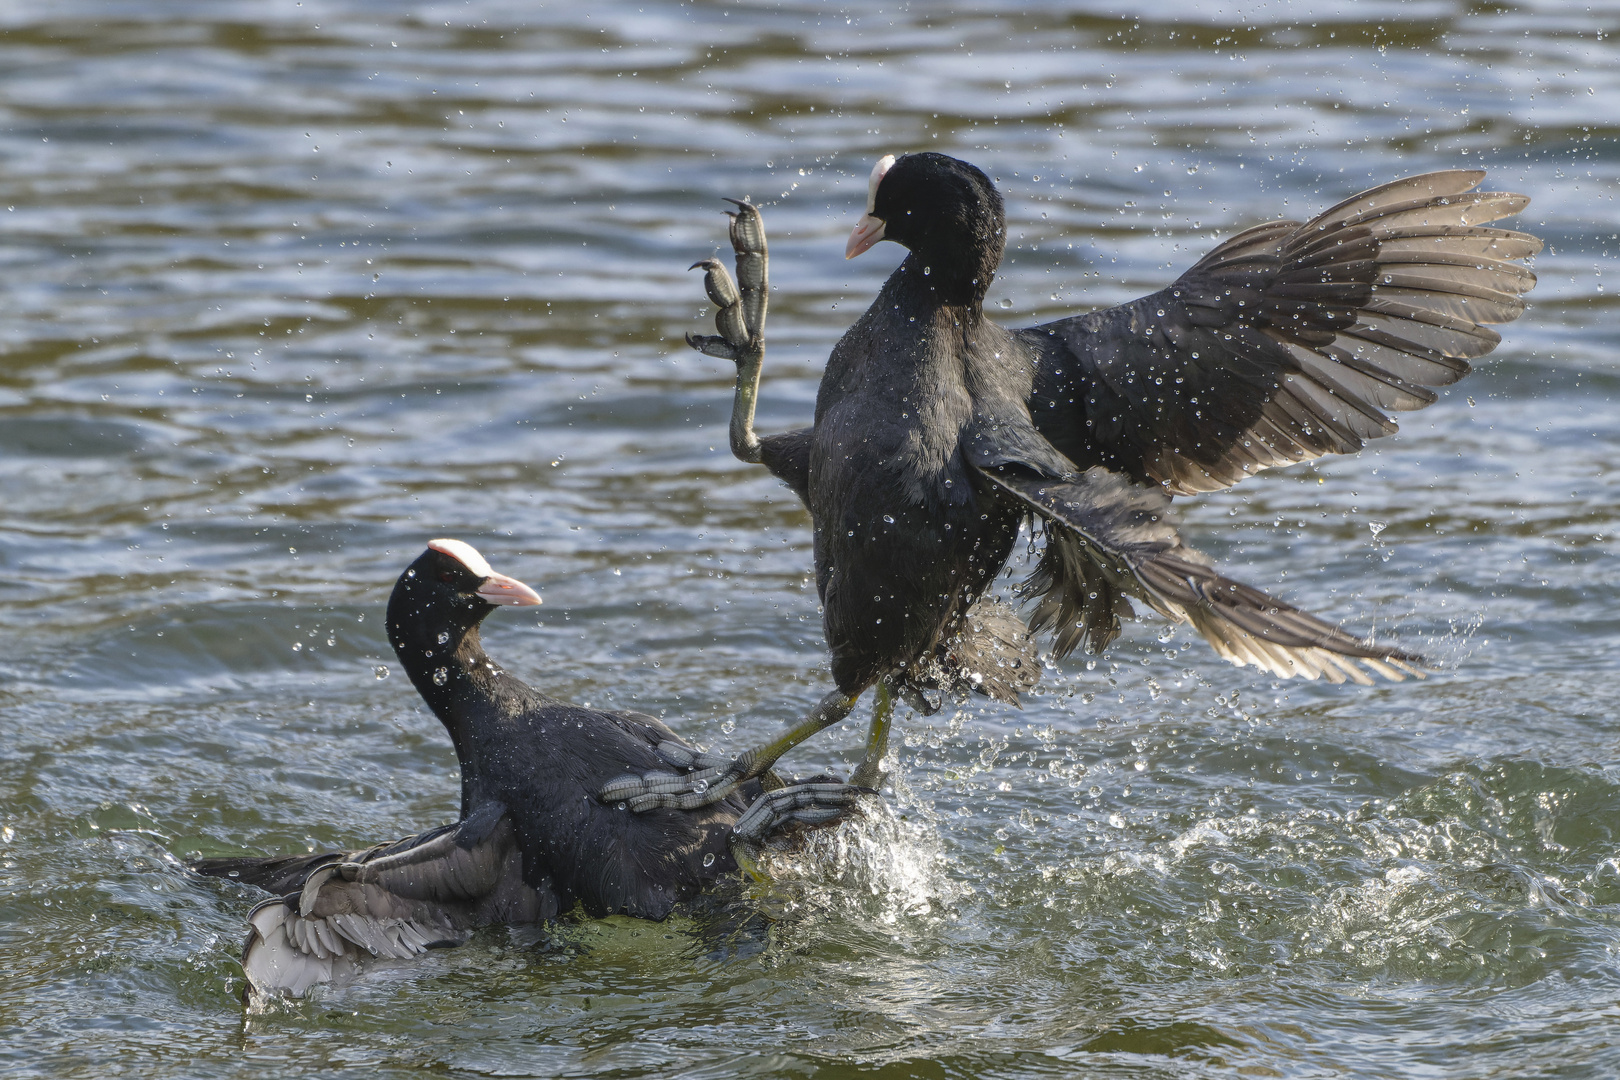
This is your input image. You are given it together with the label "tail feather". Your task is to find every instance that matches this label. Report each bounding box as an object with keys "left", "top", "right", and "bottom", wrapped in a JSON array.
[
  {"left": 193, "top": 852, "right": 342, "bottom": 896},
  {"left": 976, "top": 462, "right": 1425, "bottom": 684}
]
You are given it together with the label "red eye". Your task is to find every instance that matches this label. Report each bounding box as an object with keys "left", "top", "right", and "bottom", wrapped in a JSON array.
[{"left": 438, "top": 570, "right": 456, "bottom": 584}]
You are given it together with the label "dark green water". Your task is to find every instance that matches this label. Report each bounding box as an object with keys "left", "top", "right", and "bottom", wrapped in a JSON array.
[{"left": 2, "top": 1, "right": 1617, "bottom": 1076}]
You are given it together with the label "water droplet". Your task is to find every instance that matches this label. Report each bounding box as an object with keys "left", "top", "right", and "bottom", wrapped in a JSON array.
[
  {"left": 288, "top": 547, "right": 296, "bottom": 554},
  {"left": 326, "top": 637, "right": 335, "bottom": 647},
  {"left": 702, "top": 852, "right": 716, "bottom": 867},
  {"left": 436, "top": 631, "right": 450, "bottom": 644},
  {"left": 617, "top": 802, "right": 628, "bottom": 810},
  {"left": 432, "top": 667, "right": 449, "bottom": 686},
  {"left": 883, "top": 514, "right": 894, "bottom": 524},
  {"left": 721, "top": 719, "right": 735, "bottom": 734},
  {"left": 1369, "top": 520, "right": 1387, "bottom": 538},
  {"left": 693, "top": 779, "right": 709, "bottom": 794},
  {"left": 406, "top": 568, "right": 416, "bottom": 578},
  {"left": 373, "top": 665, "right": 389, "bottom": 680},
  {"left": 922, "top": 265, "right": 931, "bottom": 276},
  {"left": 291, "top": 642, "right": 302, "bottom": 651}
]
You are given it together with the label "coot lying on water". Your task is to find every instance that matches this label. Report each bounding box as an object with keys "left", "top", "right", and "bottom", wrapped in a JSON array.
[
  {"left": 196, "top": 540, "right": 852, "bottom": 997},
  {"left": 607, "top": 153, "right": 1539, "bottom": 812}
]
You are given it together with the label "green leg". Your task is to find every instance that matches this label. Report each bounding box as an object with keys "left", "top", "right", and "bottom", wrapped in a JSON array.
[
  {"left": 731, "top": 838, "right": 771, "bottom": 884},
  {"left": 850, "top": 678, "right": 895, "bottom": 790},
  {"left": 599, "top": 689, "right": 859, "bottom": 812},
  {"left": 722, "top": 679, "right": 895, "bottom": 885}
]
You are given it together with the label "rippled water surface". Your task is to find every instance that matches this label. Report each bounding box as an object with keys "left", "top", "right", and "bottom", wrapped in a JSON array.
[{"left": 3, "top": 1, "right": 1618, "bottom": 1076}]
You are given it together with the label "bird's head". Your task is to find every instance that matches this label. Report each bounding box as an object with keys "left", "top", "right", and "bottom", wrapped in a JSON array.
[
  {"left": 845, "top": 152, "right": 1005, "bottom": 304},
  {"left": 386, "top": 539, "right": 542, "bottom": 662}
]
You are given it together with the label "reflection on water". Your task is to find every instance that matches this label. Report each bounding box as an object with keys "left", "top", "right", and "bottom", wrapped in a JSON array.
[{"left": 1, "top": 1, "right": 1618, "bottom": 1076}]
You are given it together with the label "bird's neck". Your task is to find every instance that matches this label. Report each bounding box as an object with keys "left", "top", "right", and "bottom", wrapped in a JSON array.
[
  {"left": 885, "top": 249, "right": 994, "bottom": 316},
  {"left": 401, "top": 625, "right": 505, "bottom": 810}
]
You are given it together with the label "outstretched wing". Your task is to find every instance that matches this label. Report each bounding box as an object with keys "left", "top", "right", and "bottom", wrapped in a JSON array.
[
  {"left": 203, "top": 809, "right": 552, "bottom": 998},
  {"left": 967, "top": 450, "right": 1424, "bottom": 685},
  {"left": 1020, "top": 171, "right": 1540, "bottom": 495}
]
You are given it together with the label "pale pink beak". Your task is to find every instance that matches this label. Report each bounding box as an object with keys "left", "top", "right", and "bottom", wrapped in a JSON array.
[
  {"left": 476, "top": 572, "right": 543, "bottom": 607},
  {"left": 845, "top": 214, "right": 886, "bottom": 259},
  {"left": 845, "top": 153, "right": 896, "bottom": 259}
]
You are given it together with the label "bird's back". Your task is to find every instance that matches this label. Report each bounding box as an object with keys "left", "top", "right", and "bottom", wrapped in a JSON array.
[{"left": 467, "top": 686, "right": 751, "bottom": 919}]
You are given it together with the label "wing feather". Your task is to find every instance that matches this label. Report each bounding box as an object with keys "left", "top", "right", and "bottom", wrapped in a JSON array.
[
  {"left": 1021, "top": 171, "right": 1539, "bottom": 494},
  {"left": 227, "top": 813, "right": 551, "bottom": 998},
  {"left": 973, "top": 461, "right": 1424, "bottom": 683}
]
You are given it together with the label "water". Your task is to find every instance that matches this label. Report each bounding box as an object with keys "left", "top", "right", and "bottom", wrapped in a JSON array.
[{"left": 1, "top": 1, "right": 1617, "bottom": 1075}]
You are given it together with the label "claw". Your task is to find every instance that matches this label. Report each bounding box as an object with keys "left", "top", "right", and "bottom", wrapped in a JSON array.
[
  {"left": 685, "top": 332, "right": 740, "bottom": 361},
  {"left": 724, "top": 199, "right": 767, "bottom": 257}
]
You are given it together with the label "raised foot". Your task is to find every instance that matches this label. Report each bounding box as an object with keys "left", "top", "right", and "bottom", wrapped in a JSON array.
[
  {"left": 687, "top": 198, "right": 771, "bottom": 466},
  {"left": 686, "top": 199, "right": 768, "bottom": 361}
]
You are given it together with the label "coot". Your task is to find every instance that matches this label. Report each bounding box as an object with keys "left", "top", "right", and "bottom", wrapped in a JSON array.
[
  {"left": 196, "top": 540, "right": 853, "bottom": 996},
  {"left": 606, "top": 155, "right": 1538, "bottom": 812}
]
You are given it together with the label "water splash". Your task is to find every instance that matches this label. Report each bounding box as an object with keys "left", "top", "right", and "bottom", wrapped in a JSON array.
[{"left": 752, "top": 792, "right": 962, "bottom": 930}]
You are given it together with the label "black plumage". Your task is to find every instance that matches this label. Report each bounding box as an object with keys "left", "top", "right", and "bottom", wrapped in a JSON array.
[
  {"left": 379, "top": 541, "right": 751, "bottom": 912},
  {"left": 615, "top": 153, "right": 1538, "bottom": 811},
  {"left": 785, "top": 154, "right": 1535, "bottom": 690},
  {"left": 195, "top": 539, "right": 762, "bottom": 996}
]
